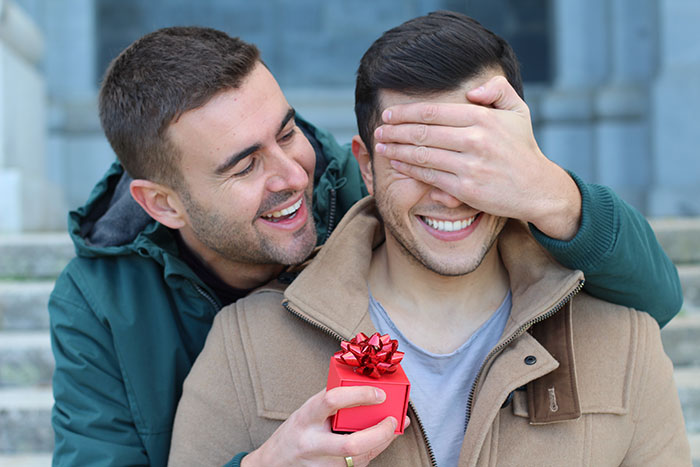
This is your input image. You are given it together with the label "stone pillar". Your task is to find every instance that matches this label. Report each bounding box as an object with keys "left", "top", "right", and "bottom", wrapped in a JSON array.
[
  {"left": 0, "top": 0, "right": 64, "bottom": 232},
  {"left": 538, "top": 0, "right": 608, "bottom": 183},
  {"left": 593, "top": 0, "right": 656, "bottom": 212},
  {"left": 43, "top": 0, "right": 114, "bottom": 211},
  {"left": 649, "top": 0, "right": 700, "bottom": 216}
]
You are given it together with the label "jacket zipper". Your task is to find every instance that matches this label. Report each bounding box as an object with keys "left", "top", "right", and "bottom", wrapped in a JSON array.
[
  {"left": 463, "top": 279, "right": 585, "bottom": 431},
  {"left": 324, "top": 188, "right": 338, "bottom": 242},
  {"left": 192, "top": 281, "right": 220, "bottom": 312},
  {"left": 283, "top": 300, "right": 437, "bottom": 466},
  {"left": 283, "top": 300, "right": 344, "bottom": 341},
  {"left": 408, "top": 401, "right": 438, "bottom": 466}
]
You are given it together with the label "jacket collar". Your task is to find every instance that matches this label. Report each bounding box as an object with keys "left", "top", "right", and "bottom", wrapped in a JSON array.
[
  {"left": 285, "top": 197, "right": 585, "bottom": 423},
  {"left": 286, "top": 197, "right": 583, "bottom": 337}
]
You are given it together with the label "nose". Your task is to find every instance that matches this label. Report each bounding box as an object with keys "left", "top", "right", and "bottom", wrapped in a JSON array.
[
  {"left": 429, "top": 187, "right": 462, "bottom": 208},
  {"left": 265, "top": 147, "right": 310, "bottom": 193}
]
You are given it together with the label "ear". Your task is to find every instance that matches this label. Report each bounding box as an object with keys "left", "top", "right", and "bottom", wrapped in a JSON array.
[
  {"left": 351, "top": 135, "right": 374, "bottom": 196},
  {"left": 130, "top": 179, "right": 188, "bottom": 229}
]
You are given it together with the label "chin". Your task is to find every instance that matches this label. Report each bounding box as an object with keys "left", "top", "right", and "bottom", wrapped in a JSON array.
[
  {"left": 421, "top": 258, "right": 483, "bottom": 277},
  {"left": 280, "top": 229, "right": 317, "bottom": 264}
]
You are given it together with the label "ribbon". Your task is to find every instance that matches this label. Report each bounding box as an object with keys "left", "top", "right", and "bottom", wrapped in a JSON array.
[{"left": 334, "top": 332, "right": 404, "bottom": 379}]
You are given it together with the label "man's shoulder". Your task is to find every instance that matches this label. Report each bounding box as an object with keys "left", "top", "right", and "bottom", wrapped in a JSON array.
[
  {"left": 568, "top": 292, "right": 664, "bottom": 411},
  {"left": 56, "top": 250, "right": 160, "bottom": 287},
  {"left": 570, "top": 291, "right": 661, "bottom": 362},
  {"left": 571, "top": 292, "right": 659, "bottom": 338},
  {"left": 50, "top": 250, "right": 182, "bottom": 320}
]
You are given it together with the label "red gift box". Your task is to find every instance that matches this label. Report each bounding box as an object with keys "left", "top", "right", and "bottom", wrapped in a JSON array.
[{"left": 326, "top": 333, "right": 410, "bottom": 434}]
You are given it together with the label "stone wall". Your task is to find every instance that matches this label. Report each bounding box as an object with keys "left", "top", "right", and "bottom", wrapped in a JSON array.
[
  {"left": 0, "top": 0, "right": 64, "bottom": 232},
  {"left": 10, "top": 0, "right": 700, "bottom": 224}
]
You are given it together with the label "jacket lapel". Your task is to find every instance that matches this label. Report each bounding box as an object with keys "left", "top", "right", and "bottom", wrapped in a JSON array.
[
  {"left": 284, "top": 197, "right": 383, "bottom": 339},
  {"left": 527, "top": 300, "right": 581, "bottom": 423}
]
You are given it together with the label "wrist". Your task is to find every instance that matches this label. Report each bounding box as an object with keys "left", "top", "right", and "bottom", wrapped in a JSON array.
[
  {"left": 529, "top": 164, "right": 582, "bottom": 241},
  {"left": 240, "top": 451, "right": 259, "bottom": 467}
]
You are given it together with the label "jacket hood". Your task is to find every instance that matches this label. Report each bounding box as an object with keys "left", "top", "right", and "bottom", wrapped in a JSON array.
[{"left": 67, "top": 160, "right": 166, "bottom": 258}]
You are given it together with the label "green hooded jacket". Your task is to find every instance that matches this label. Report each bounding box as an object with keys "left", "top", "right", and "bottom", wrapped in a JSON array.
[{"left": 49, "top": 118, "right": 681, "bottom": 466}]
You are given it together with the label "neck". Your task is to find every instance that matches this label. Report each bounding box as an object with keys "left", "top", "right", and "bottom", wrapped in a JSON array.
[
  {"left": 368, "top": 233, "right": 509, "bottom": 353},
  {"left": 179, "top": 228, "right": 284, "bottom": 290}
]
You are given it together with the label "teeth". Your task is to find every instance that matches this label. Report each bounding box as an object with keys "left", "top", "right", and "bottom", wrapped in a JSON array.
[
  {"left": 263, "top": 198, "right": 302, "bottom": 219},
  {"left": 422, "top": 214, "right": 477, "bottom": 232}
]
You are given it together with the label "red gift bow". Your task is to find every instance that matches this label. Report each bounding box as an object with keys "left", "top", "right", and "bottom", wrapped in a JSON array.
[{"left": 333, "top": 332, "right": 404, "bottom": 379}]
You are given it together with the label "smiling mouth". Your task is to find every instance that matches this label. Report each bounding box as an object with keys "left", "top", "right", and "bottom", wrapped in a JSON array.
[
  {"left": 261, "top": 198, "right": 303, "bottom": 223},
  {"left": 420, "top": 213, "right": 480, "bottom": 232}
]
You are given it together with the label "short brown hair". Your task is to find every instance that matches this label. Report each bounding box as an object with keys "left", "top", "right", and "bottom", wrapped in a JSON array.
[
  {"left": 99, "top": 27, "right": 260, "bottom": 187},
  {"left": 355, "top": 11, "right": 522, "bottom": 156}
]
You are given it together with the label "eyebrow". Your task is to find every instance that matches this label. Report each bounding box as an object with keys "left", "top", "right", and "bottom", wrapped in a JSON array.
[{"left": 215, "top": 107, "right": 296, "bottom": 175}]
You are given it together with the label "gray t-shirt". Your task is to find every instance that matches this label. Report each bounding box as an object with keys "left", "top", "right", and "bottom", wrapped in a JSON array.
[{"left": 368, "top": 290, "right": 512, "bottom": 467}]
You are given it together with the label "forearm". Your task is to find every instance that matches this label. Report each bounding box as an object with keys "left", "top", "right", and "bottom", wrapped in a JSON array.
[{"left": 530, "top": 171, "right": 682, "bottom": 327}]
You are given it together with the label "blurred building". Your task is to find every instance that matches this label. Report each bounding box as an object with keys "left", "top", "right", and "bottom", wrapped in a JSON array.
[{"left": 2, "top": 0, "right": 699, "bottom": 233}]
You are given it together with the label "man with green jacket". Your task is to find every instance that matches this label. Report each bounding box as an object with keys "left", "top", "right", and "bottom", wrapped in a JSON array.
[{"left": 49, "top": 26, "right": 682, "bottom": 466}]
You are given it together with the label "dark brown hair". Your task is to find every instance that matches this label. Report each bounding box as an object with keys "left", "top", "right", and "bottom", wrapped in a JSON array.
[
  {"left": 99, "top": 26, "right": 260, "bottom": 187},
  {"left": 355, "top": 11, "right": 523, "bottom": 155}
]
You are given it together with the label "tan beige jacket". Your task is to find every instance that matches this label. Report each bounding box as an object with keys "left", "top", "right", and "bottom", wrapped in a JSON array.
[{"left": 169, "top": 197, "right": 690, "bottom": 466}]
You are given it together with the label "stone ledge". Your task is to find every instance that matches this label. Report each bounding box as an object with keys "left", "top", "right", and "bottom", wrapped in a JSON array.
[
  {"left": 662, "top": 315, "right": 700, "bottom": 367},
  {"left": 0, "top": 388, "right": 53, "bottom": 454},
  {"left": 0, "top": 454, "right": 51, "bottom": 467},
  {"left": 0, "top": 233, "right": 73, "bottom": 279},
  {"left": 0, "top": 281, "right": 54, "bottom": 331},
  {"left": 691, "top": 433, "right": 700, "bottom": 467},
  {"left": 0, "top": 332, "right": 53, "bottom": 388},
  {"left": 680, "top": 265, "right": 700, "bottom": 313},
  {"left": 651, "top": 217, "right": 700, "bottom": 264},
  {"left": 675, "top": 367, "right": 700, "bottom": 433}
]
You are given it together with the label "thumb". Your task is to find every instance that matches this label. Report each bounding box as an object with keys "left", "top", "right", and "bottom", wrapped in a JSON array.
[{"left": 467, "top": 75, "right": 524, "bottom": 112}]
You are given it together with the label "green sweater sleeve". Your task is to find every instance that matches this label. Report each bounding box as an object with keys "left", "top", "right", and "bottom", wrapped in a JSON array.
[
  {"left": 530, "top": 171, "right": 682, "bottom": 327},
  {"left": 223, "top": 452, "right": 248, "bottom": 466}
]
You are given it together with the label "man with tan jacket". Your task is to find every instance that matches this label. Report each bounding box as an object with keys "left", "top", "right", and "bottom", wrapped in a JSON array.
[{"left": 169, "top": 12, "right": 690, "bottom": 467}]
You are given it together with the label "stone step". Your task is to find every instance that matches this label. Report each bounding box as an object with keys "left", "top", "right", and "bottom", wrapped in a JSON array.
[
  {"left": 0, "top": 233, "right": 73, "bottom": 280},
  {"left": 662, "top": 315, "right": 700, "bottom": 367},
  {"left": 651, "top": 217, "right": 700, "bottom": 265},
  {"left": 676, "top": 367, "right": 700, "bottom": 434},
  {"left": 0, "top": 281, "right": 53, "bottom": 331},
  {"left": 691, "top": 433, "right": 700, "bottom": 467},
  {"left": 0, "top": 387, "right": 53, "bottom": 454},
  {"left": 0, "top": 332, "right": 53, "bottom": 388},
  {"left": 680, "top": 264, "right": 700, "bottom": 313},
  {"left": 0, "top": 454, "right": 52, "bottom": 467}
]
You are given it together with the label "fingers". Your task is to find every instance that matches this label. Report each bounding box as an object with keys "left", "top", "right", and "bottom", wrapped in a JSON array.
[
  {"left": 300, "top": 386, "right": 386, "bottom": 426},
  {"left": 340, "top": 417, "right": 411, "bottom": 466},
  {"left": 466, "top": 75, "right": 525, "bottom": 112},
  {"left": 375, "top": 121, "right": 480, "bottom": 154},
  {"left": 381, "top": 101, "right": 485, "bottom": 128},
  {"left": 331, "top": 416, "right": 398, "bottom": 456},
  {"left": 376, "top": 138, "right": 469, "bottom": 174},
  {"left": 388, "top": 159, "right": 460, "bottom": 196},
  {"left": 324, "top": 416, "right": 399, "bottom": 467},
  {"left": 249, "top": 389, "right": 406, "bottom": 467}
]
